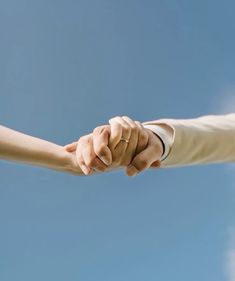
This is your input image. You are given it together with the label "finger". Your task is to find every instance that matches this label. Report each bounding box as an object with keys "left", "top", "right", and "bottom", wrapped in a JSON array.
[
  {"left": 151, "top": 160, "right": 161, "bottom": 168},
  {"left": 75, "top": 143, "right": 92, "bottom": 175},
  {"left": 135, "top": 125, "right": 149, "bottom": 155},
  {"left": 109, "top": 117, "right": 131, "bottom": 152},
  {"left": 81, "top": 135, "right": 108, "bottom": 172},
  {"left": 64, "top": 142, "right": 78, "bottom": 152},
  {"left": 108, "top": 119, "right": 123, "bottom": 150},
  {"left": 122, "top": 116, "right": 137, "bottom": 127},
  {"left": 134, "top": 121, "right": 143, "bottom": 129},
  {"left": 93, "top": 126, "right": 112, "bottom": 165},
  {"left": 126, "top": 145, "right": 160, "bottom": 176},
  {"left": 121, "top": 116, "right": 139, "bottom": 165},
  {"left": 109, "top": 116, "right": 131, "bottom": 139},
  {"left": 109, "top": 121, "right": 129, "bottom": 166}
]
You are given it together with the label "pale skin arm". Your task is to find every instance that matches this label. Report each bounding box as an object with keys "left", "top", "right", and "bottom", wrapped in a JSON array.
[{"left": 0, "top": 125, "right": 83, "bottom": 175}]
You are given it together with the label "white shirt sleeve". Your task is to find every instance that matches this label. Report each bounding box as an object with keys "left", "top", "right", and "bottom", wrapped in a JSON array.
[{"left": 143, "top": 124, "right": 172, "bottom": 161}]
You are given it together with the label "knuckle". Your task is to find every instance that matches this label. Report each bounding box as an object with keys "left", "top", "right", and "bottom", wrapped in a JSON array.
[
  {"left": 101, "top": 128, "right": 110, "bottom": 140},
  {"left": 110, "top": 121, "right": 121, "bottom": 132},
  {"left": 97, "top": 164, "right": 108, "bottom": 172},
  {"left": 131, "top": 125, "right": 138, "bottom": 134},
  {"left": 122, "top": 158, "right": 131, "bottom": 167},
  {"left": 134, "top": 157, "right": 148, "bottom": 170},
  {"left": 78, "top": 136, "right": 85, "bottom": 143},
  {"left": 93, "top": 126, "right": 101, "bottom": 134},
  {"left": 135, "top": 121, "right": 142, "bottom": 127},
  {"left": 112, "top": 156, "right": 121, "bottom": 166},
  {"left": 96, "top": 145, "right": 106, "bottom": 157},
  {"left": 122, "top": 115, "right": 131, "bottom": 121},
  {"left": 113, "top": 122, "right": 121, "bottom": 129},
  {"left": 80, "top": 135, "right": 91, "bottom": 144},
  {"left": 140, "top": 158, "right": 148, "bottom": 168},
  {"left": 86, "top": 157, "right": 96, "bottom": 167},
  {"left": 94, "top": 125, "right": 109, "bottom": 135},
  {"left": 122, "top": 125, "right": 130, "bottom": 135},
  {"left": 110, "top": 116, "right": 120, "bottom": 122}
]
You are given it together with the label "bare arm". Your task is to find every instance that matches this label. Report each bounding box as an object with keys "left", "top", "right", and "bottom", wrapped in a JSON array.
[{"left": 0, "top": 125, "right": 83, "bottom": 175}]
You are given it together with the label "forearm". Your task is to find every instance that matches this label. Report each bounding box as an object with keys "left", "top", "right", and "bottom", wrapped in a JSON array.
[{"left": 0, "top": 125, "right": 83, "bottom": 175}]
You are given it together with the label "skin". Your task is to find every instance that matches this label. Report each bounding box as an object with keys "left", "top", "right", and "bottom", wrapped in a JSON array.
[
  {"left": 0, "top": 116, "right": 164, "bottom": 177},
  {"left": 65, "top": 116, "right": 164, "bottom": 176},
  {"left": 0, "top": 125, "right": 82, "bottom": 175}
]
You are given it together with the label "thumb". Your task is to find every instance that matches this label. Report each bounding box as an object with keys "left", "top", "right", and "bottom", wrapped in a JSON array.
[
  {"left": 93, "top": 126, "right": 112, "bottom": 166},
  {"left": 64, "top": 141, "right": 78, "bottom": 152},
  {"left": 126, "top": 145, "right": 161, "bottom": 176}
]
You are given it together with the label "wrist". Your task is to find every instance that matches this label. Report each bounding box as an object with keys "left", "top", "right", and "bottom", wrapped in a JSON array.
[
  {"left": 58, "top": 149, "right": 83, "bottom": 175},
  {"left": 145, "top": 128, "right": 164, "bottom": 157},
  {"left": 152, "top": 131, "right": 164, "bottom": 157},
  {"left": 42, "top": 145, "right": 82, "bottom": 175},
  {"left": 143, "top": 124, "right": 172, "bottom": 161}
]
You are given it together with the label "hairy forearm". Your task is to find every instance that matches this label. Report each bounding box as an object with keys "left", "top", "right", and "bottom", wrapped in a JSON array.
[{"left": 0, "top": 125, "right": 83, "bottom": 175}]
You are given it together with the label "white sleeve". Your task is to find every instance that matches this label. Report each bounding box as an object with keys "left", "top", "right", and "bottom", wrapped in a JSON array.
[{"left": 144, "top": 113, "right": 235, "bottom": 168}]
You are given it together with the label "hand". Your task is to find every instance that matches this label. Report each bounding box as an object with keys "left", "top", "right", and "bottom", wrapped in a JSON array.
[
  {"left": 65, "top": 116, "right": 148, "bottom": 175},
  {"left": 65, "top": 116, "right": 164, "bottom": 176},
  {"left": 107, "top": 116, "right": 149, "bottom": 168},
  {"left": 65, "top": 128, "right": 111, "bottom": 175},
  {"left": 108, "top": 116, "right": 164, "bottom": 175}
]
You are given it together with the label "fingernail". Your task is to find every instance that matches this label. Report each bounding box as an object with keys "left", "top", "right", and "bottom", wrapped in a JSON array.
[
  {"left": 81, "top": 165, "right": 91, "bottom": 175},
  {"left": 100, "top": 157, "right": 110, "bottom": 166},
  {"left": 127, "top": 165, "right": 138, "bottom": 177}
]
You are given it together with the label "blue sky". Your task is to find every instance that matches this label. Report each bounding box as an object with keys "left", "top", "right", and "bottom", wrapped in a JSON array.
[{"left": 1, "top": 0, "right": 235, "bottom": 280}]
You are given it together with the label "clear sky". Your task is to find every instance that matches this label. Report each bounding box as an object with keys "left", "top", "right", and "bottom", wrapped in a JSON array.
[{"left": 1, "top": 1, "right": 235, "bottom": 280}]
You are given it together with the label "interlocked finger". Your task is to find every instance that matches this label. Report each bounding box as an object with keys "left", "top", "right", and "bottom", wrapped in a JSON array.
[
  {"left": 120, "top": 116, "right": 140, "bottom": 165},
  {"left": 109, "top": 117, "right": 131, "bottom": 158},
  {"left": 134, "top": 121, "right": 149, "bottom": 155},
  {"left": 81, "top": 135, "right": 108, "bottom": 172}
]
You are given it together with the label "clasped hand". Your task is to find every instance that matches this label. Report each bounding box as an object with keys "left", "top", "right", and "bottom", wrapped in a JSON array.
[{"left": 65, "top": 116, "right": 164, "bottom": 176}]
